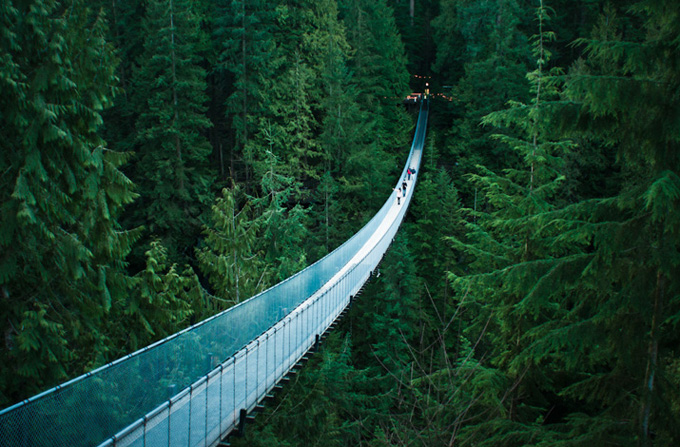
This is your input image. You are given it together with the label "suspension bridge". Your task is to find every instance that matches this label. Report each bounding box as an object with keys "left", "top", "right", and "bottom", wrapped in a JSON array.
[{"left": 0, "top": 100, "right": 429, "bottom": 447}]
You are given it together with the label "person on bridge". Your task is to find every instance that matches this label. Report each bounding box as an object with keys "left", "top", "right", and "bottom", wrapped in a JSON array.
[
  {"left": 394, "top": 187, "right": 402, "bottom": 205},
  {"left": 402, "top": 179, "right": 407, "bottom": 194},
  {"left": 407, "top": 168, "right": 412, "bottom": 180}
]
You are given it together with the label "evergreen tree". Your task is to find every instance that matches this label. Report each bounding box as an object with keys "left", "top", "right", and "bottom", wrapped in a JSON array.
[
  {"left": 312, "top": 0, "right": 375, "bottom": 252},
  {"left": 0, "top": 0, "right": 138, "bottom": 405},
  {"left": 196, "top": 185, "right": 266, "bottom": 305},
  {"left": 339, "top": 0, "right": 411, "bottom": 129},
  {"left": 444, "top": 2, "right": 680, "bottom": 444},
  {"left": 127, "top": 0, "right": 214, "bottom": 261},
  {"left": 251, "top": 148, "right": 308, "bottom": 282},
  {"left": 432, "top": 0, "right": 533, "bottom": 200},
  {"left": 114, "top": 241, "right": 200, "bottom": 353},
  {"left": 409, "top": 156, "right": 464, "bottom": 299},
  {"left": 213, "top": 0, "right": 278, "bottom": 186},
  {"left": 389, "top": 0, "right": 438, "bottom": 77},
  {"left": 252, "top": 50, "right": 321, "bottom": 185},
  {"left": 347, "top": 233, "right": 428, "bottom": 444},
  {"left": 443, "top": 3, "right": 579, "bottom": 444},
  {"left": 96, "top": 0, "right": 147, "bottom": 158},
  {"left": 537, "top": 1, "right": 680, "bottom": 442}
]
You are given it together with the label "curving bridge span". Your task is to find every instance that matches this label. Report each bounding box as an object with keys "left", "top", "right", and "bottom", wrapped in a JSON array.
[{"left": 0, "top": 100, "right": 429, "bottom": 447}]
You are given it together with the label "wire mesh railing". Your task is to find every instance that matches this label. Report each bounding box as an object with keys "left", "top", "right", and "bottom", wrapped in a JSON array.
[{"left": 0, "top": 101, "right": 428, "bottom": 447}]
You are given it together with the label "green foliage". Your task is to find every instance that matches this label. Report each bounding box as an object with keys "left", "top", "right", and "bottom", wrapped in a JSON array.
[
  {"left": 389, "top": 0, "right": 439, "bottom": 76},
  {"left": 115, "top": 240, "right": 199, "bottom": 353},
  {"left": 96, "top": 0, "right": 146, "bottom": 157},
  {"left": 214, "top": 0, "right": 278, "bottom": 184},
  {"left": 550, "top": 2, "right": 680, "bottom": 441},
  {"left": 126, "top": 0, "right": 215, "bottom": 261},
  {"left": 438, "top": 1, "right": 680, "bottom": 445},
  {"left": 409, "top": 157, "right": 465, "bottom": 295},
  {"left": 433, "top": 0, "right": 533, "bottom": 202},
  {"left": 197, "top": 185, "right": 265, "bottom": 305},
  {"left": 0, "top": 0, "right": 139, "bottom": 406},
  {"left": 338, "top": 0, "right": 412, "bottom": 226},
  {"left": 251, "top": 149, "right": 309, "bottom": 282}
]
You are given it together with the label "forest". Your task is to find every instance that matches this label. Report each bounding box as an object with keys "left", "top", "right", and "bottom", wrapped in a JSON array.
[{"left": 1, "top": 0, "right": 679, "bottom": 445}]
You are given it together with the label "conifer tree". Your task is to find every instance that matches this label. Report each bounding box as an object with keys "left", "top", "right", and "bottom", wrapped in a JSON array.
[
  {"left": 251, "top": 148, "right": 308, "bottom": 282},
  {"left": 536, "top": 1, "right": 680, "bottom": 442},
  {"left": 366, "top": 234, "right": 421, "bottom": 372},
  {"left": 410, "top": 160, "right": 463, "bottom": 298},
  {"left": 446, "top": 1, "right": 680, "bottom": 444},
  {"left": 311, "top": 171, "right": 342, "bottom": 257},
  {"left": 312, "top": 0, "right": 378, "bottom": 250},
  {"left": 433, "top": 0, "right": 533, "bottom": 198},
  {"left": 114, "top": 241, "right": 200, "bottom": 353},
  {"left": 334, "top": 0, "right": 411, "bottom": 234},
  {"left": 213, "top": 0, "right": 278, "bottom": 185},
  {"left": 348, "top": 233, "right": 426, "bottom": 440},
  {"left": 0, "top": 0, "right": 138, "bottom": 405},
  {"left": 444, "top": 2, "right": 578, "bottom": 443},
  {"left": 389, "top": 0, "right": 438, "bottom": 76},
  {"left": 127, "top": 0, "right": 214, "bottom": 261},
  {"left": 339, "top": 0, "right": 411, "bottom": 112},
  {"left": 196, "top": 185, "right": 266, "bottom": 305},
  {"left": 252, "top": 49, "right": 321, "bottom": 185},
  {"left": 339, "top": 0, "right": 412, "bottom": 191},
  {"left": 96, "top": 0, "right": 147, "bottom": 157}
]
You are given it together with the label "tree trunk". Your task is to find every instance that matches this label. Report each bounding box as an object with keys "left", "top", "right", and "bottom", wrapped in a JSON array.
[
  {"left": 242, "top": 0, "right": 247, "bottom": 146},
  {"left": 641, "top": 270, "right": 664, "bottom": 445},
  {"left": 242, "top": 0, "right": 249, "bottom": 189},
  {"left": 325, "top": 184, "right": 329, "bottom": 251},
  {"left": 111, "top": 0, "right": 127, "bottom": 100},
  {"left": 169, "top": 0, "right": 184, "bottom": 191}
]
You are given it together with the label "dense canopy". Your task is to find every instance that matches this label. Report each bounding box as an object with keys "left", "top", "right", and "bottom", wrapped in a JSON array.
[{"left": 1, "top": 1, "right": 678, "bottom": 445}]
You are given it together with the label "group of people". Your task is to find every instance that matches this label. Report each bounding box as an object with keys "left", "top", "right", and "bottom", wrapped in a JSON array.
[{"left": 394, "top": 168, "right": 416, "bottom": 205}]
